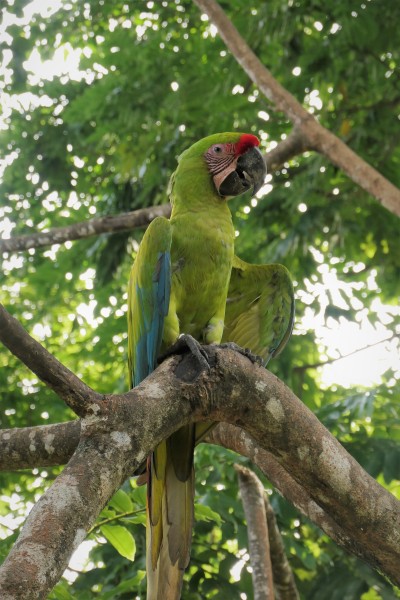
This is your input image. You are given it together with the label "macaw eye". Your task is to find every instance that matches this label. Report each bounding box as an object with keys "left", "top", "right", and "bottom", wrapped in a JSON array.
[{"left": 213, "top": 145, "right": 222, "bottom": 153}]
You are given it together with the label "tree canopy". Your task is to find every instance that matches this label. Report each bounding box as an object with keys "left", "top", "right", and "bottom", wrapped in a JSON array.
[{"left": 1, "top": 0, "right": 399, "bottom": 598}]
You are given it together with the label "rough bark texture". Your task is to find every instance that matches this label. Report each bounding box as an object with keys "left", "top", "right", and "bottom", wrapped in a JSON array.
[
  {"left": 193, "top": 0, "right": 400, "bottom": 217},
  {"left": 0, "top": 422, "right": 81, "bottom": 470},
  {"left": 0, "top": 426, "right": 137, "bottom": 600},
  {"left": 236, "top": 464, "right": 275, "bottom": 600},
  {"left": 0, "top": 204, "right": 171, "bottom": 254},
  {"left": 207, "top": 424, "right": 341, "bottom": 535},
  {"left": 264, "top": 493, "right": 300, "bottom": 600},
  {"left": 0, "top": 341, "right": 399, "bottom": 597},
  {"left": 1, "top": 302, "right": 400, "bottom": 595},
  {"left": 206, "top": 423, "right": 398, "bottom": 583}
]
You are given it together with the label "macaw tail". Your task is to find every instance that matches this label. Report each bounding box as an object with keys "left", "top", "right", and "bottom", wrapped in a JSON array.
[{"left": 146, "top": 425, "right": 195, "bottom": 600}]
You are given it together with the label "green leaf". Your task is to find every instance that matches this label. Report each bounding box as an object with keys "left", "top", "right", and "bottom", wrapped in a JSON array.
[
  {"left": 383, "top": 448, "right": 400, "bottom": 484},
  {"left": 131, "top": 483, "right": 147, "bottom": 506},
  {"left": 108, "top": 488, "right": 133, "bottom": 513},
  {"left": 100, "top": 524, "right": 136, "bottom": 561},
  {"left": 101, "top": 572, "right": 146, "bottom": 599},
  {"left": 48, "top": 580, "right": 76, "bottom": 600},
  {"left": 195, "top": 503, "right": 223, "bottom": 526},
  {"left": 98, "top": 508, "right": 116, "bottom": 519},
  {"left": 122, "top": 512, "right": 146, "bottom": 526}
]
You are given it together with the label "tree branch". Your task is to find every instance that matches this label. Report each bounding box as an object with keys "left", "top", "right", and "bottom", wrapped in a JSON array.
[
  {"left": 0, "top": 417, "right": 355, "bottom": 578},
  {"left": 1, "top": 342, "right": 400, "bottom": 595},
  {"left": 193, "top": 0, "right": 400, "bottom": 217},
  {"left": 205, "top": 422, "right": 399, "bottom": 585},
  {"left": 0, "top": 204, "right": 171, "bottom": 255},
  {"left": 235, "top": 464, "right": 275, "bottom": 600},
  {"left": 0, "top": 304, "right": 100, "bottom": 418},
  {"left": 264, "top": 492, "right": 300, "bottom": 600},
  {"left": 0, "top": 422, "right": 137, "bottom": 599},
  {"left": 293, "top": 332, "right": 399, "bottom": 373},
  {"left": 0, "top": 422, "right": 80, "bottom": 470},
  {"left": 264, "top": 128, "right": 309, "bottom": 171},
  {"left": 0, "top": 132, "right": 306, "bottom": 256}
]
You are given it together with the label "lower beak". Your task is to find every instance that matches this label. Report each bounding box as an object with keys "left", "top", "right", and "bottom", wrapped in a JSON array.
[{"left": 218, "top": 147, "right": 266, "bottom": 197}]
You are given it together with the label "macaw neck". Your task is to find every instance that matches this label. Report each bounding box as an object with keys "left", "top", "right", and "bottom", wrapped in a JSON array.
[
  {"left": 170, "top": 195, "right": 232, "bottom": 220},
  {"left": 169, "top": 192, "right": 234, "bottom": 267},
  {"left": 170, "top": 157, "right": 233, "bottom": 216}
]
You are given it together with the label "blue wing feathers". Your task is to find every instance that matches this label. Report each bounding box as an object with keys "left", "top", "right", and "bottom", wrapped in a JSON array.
[{"left": 132, "top": 250, "right": 171, "bottom": 387}]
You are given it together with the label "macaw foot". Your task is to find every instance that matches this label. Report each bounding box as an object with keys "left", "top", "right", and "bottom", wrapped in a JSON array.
[
  {"left": 219, "top": 342, "right": 264, "bottom": 366},
  {"left": 159, "top": 334, "right": 211, "bottom": 372}
]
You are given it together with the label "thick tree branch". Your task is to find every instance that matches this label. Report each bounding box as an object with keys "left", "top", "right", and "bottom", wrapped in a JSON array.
[
  {"left": 207, "top": 424, "right": 363, "bottom": 571},
  {"left": 0, "top": 304, "right": 100, "bottom": 417},
  {"left": 0, "top": 418, "right": 351, "bottom": 575},
  {"left": 0, "top": 422, "right": 80, "bottom": 470},
  {"left": 0, "top": 204, "right": 171, "bottom": 254},
  {"left": 235, "top": 464, "right": 275, "bottom": 600},
  {"left": 0, "top": 422, "right": 138, "bottom": 600},
  {"left": 193, "top": 0, "right": 400, "bottom": 217},
  {"left": 1, "top": 332, "right": 400, "bottom": 595}
]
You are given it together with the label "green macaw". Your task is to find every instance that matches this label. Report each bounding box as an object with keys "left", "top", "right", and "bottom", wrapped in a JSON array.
[{"left": 127, "top": 132, "right": 294, "bottom": 599}]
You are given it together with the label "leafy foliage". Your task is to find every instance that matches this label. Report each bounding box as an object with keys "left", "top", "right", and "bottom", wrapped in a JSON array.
[{"left": 1, "top": 0, "right": 399, "bottom": 598}]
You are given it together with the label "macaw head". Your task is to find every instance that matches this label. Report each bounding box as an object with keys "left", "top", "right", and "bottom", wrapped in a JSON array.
[
  {"left": 171, "top": 132, "right": 266, "bottom": 205},
  {"left": 202, "top": 132, "right": 266, "bottom": 197}
]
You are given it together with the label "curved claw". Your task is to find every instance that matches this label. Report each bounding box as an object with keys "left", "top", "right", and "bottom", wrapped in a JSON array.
[
  {"left": 219, "top": 341, "right": 264, "bottom": 366},
  {"left": 159, "top": 334, "right": 211, "bottom": 372}
]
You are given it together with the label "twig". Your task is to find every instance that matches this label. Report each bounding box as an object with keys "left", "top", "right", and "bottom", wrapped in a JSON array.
[
  {"left": 0, "top": 204, "right": 171, "bottom": 255},
  {"left": 293, "top": 332, "right": 399, "bottom": 373},
  {"left": 87, "top": 509, "right": 144, "bottom": 535},
  {"left": 193, "top": 0, "right": 400, "bottom": 217}
]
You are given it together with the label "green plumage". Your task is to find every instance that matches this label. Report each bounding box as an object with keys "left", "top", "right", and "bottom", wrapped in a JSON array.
[
  {"left": 223, "top": 256, "right": 294, "bottom": 364},
  {"left": 127, "top": 133, "right": 294, "bottom": 599}
]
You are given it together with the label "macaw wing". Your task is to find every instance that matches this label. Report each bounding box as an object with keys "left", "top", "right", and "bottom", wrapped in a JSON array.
[
  {"left": 128, "top": 216, "right": 172, "bottom": 388},
  {"left": 222, "top": 255, "right": 294, "bottom": 365}
]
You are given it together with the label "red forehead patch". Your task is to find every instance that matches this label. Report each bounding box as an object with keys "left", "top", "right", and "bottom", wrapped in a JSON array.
[{"left": 236, "top": 133, "right": 260, "bottom": 155}]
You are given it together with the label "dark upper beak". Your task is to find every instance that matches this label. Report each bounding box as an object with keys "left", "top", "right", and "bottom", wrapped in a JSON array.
[{"left": 218, "top": 147, "right": 266, "bottom": 197}]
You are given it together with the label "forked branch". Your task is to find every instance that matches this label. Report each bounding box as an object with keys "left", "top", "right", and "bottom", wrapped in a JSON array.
[{"left": 193, "top": 0, "right": 400, "bottom": 216}]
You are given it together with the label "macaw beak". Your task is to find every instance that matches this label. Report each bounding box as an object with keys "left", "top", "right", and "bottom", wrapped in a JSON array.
[{"left": 218, "top": 147, "right": 266, "bottom": 197}]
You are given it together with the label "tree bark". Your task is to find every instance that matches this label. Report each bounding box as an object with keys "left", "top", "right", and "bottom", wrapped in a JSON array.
[
  {"left": 0, "top": 425, "right": 137, "bottom": 600},
  {"left": 0, "top": 319, "right": 399, "bottom": 595},
  {"left": 0, "top": 422, "right": 81, "bottom": 470},
  {"left": 0, "top": 204, "right": 171, "bottom": 254},
  {"left": 236, "top": 464, "right": 275, "bottom": 600},
  {"left": 193, "top": 0, "right": 400, "bottom": 217},
  {"left": 263, "top": 492, "right": 300, "bottom": 600}
]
